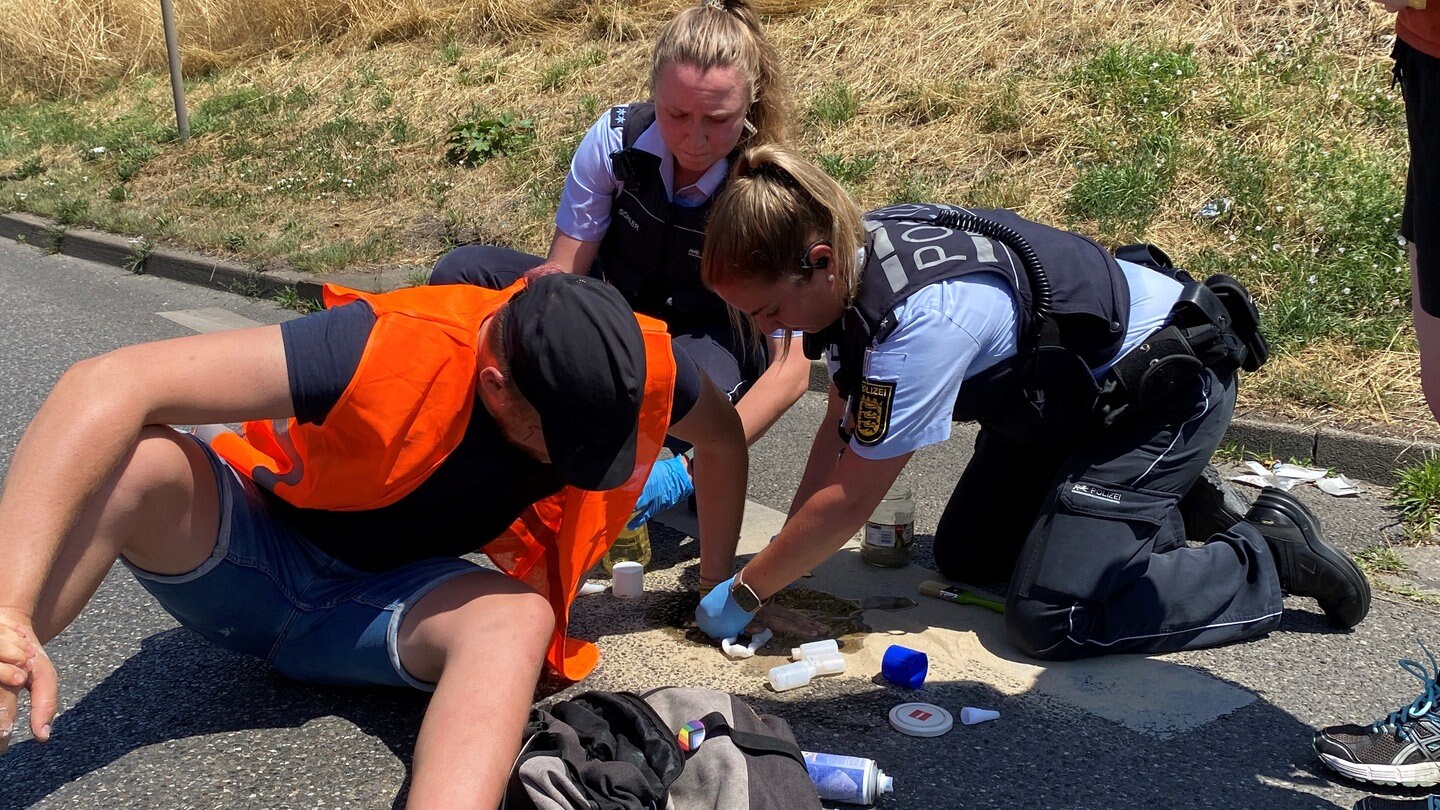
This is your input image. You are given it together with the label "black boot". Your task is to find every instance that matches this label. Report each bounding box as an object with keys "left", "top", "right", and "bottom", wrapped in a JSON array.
[
  {"left": 1245, "top": 486, "right": 1370, "bottom": 629},
  {"left": 1180, "top": 465, "right": 1249, "bottom": 541}
]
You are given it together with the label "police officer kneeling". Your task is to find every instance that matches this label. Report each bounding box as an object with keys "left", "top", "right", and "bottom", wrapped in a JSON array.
[{"left": 693, "top": 144, "right": 1370, "bottom": 660}]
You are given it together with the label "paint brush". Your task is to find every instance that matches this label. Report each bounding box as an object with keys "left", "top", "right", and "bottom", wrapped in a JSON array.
[{"left": 918, "top": 580, "right": 1005, "bottom": 614}]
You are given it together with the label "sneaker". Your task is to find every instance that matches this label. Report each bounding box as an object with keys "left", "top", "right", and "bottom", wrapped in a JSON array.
[
  {"left": 1316, "top": 643, "right": 1440, "bottom": 788},
  {"left": 1179, "top": 465, "right": 1248, "bottom": 540},
  {"left": 1245, "top": 486, "right": 1370, "bottom": 628},
  {"left": 1355, "top": 797, "right": 1440, "bottom": 809}
]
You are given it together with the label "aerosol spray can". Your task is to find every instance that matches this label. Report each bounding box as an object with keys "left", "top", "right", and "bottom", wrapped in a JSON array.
[
  {"left": 801, "top": 751, "right": 894, "bottom": 805},
  {"left": 861, "top": 484, "right": 914, "bottom": 568}
]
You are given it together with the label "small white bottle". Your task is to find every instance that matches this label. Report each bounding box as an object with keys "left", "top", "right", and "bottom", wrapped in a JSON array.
[
  {"left": 790, "top": 639, "right": 839, "bottom": 660},
  {"left": 769, "top": 651, "right": 847, "bottom": 692},
  {"left": 768, "top": 659, "right": 818, "bottom": 692}
]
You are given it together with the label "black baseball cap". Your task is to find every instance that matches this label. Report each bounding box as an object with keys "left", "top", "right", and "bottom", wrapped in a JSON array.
[{"left": 503, "top": 274, "right": 647, "bottom": 491}]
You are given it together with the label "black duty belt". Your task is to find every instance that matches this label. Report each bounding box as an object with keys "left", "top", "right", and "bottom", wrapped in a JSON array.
[{"left": 1106, "top": 275, "right": 1269, "bottom": 412}]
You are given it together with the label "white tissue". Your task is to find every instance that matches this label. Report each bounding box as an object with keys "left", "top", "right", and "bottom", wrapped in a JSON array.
[{"left": 721, "top": 628, "right": 773, "bottom": 659}]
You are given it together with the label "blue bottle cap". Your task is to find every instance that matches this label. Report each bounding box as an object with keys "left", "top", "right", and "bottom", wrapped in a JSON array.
[{"left": 881, "top": 644, "right": 928, "bottom": 689}]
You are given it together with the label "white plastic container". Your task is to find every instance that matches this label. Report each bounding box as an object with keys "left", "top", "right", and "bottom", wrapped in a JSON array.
[
  {"left": 805, "top": 650, "right": 846, "bottom": 676},
  {"left": 769, "top": 651, "right": 847, "bottom": 691},
  {"left": 791, "top": 639, "right": 839, "bottom": 661},
  {"left": 611, "top": 561, "right": 644, "bottom": 598},
  {"left": 768, "top": 659, "right": 817, "bottom": 692}
]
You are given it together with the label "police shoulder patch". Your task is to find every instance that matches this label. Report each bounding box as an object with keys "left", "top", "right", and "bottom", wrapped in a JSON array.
[{"left": 854, "top": 379, "right": 896, "bottom": 446}]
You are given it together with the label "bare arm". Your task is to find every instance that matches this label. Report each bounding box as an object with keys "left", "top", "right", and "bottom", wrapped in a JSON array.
[
  {"left": 666, "top": 375, "right": 747, "bottom": 588},
  {"left": 0, "top": 326, "right": 292, "bottom": 623},
  {"left": 743, "top": 415, "right": 913, "bottom": 601},
  {"left": 545, "top": 229, "right": 602, "bottom": 276},
  {"left": 733, "top": 334, "right": 811, "bottom": 445},
  {"left": 786, "top": 384, "right": 850, "bottom": 517}
]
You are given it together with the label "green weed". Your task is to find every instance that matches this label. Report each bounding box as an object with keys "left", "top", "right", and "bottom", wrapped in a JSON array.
[
  {"left": 1392, "top": 454, "right": 1440, "bottom": 541},
  {"left": 977, "top": 77, "right": 1023, "bottom": 134},
  {"left": 539, "top": 48, "right": 605, "bottom": 91},
  {"left": 446, "top": 112, "right": 535, "bottom": 166},
  {"left": 273, "top": 285, "right": 318, "bottom": 313},
  {"left": 1072, "top": 43, "right": 1198, "bottom": 116},
  {"left": 808, "top": 82, "right": 861, "bottom": 127},
  {"left": 817, "top": 153, "right": 877, "bottom": 189},
  {"left": 1355, "top": 545, "right": 1409, "bottom": 576},
  {"left": 287, "top": 230, "right": 396, "bottom": 274}
]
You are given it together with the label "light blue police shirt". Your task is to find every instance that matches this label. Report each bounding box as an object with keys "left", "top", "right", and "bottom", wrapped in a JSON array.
[
  {"left": 554, "top": 107, "right": 730, "bottom": 243},
  {"left": 832, "top": 259, "right": 1184, "bottom": 460}
]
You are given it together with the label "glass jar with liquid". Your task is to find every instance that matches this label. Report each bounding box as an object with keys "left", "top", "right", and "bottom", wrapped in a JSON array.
[
  {"left": 861, "top": 484, "right": 914, "bottom": 568},
  {"left": 602, "top": 521, "right": 652, "bottom": 574}
]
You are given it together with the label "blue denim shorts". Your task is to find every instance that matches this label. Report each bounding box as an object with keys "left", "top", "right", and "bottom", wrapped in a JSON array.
[{"left": 122, "top": 434, "right": 487, "bottom": 691}]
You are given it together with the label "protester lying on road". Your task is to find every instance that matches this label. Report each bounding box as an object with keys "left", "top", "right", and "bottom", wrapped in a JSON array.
[
  {"left": 692, "top": 144, "right": 1372, "bottom": 659},
  {"left": 429, "top": 0, "right": 810, "bottom": 546},
  {"left": 0, "top": 269, "right": 746, "bottom": 808}
]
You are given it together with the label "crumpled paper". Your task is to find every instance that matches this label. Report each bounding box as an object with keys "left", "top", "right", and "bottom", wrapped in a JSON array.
[{"left": 1230, "top": 461, "right": 1361, "bottom": 497}]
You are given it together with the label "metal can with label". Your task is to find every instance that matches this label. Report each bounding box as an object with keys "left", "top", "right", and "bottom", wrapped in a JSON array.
[{"left": 801, "top": 751, "right": 894, "bottom": 805}]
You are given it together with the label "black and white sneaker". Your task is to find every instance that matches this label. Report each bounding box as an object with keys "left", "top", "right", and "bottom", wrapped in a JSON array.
[{"left": 1316, "top": 644, "right": 1440, "bottom": 787}]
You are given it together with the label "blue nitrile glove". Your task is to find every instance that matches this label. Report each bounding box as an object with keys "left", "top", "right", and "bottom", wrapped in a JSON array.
[
  {"left": 627, "top": 455, "right": 694, "bottom": 529},
  {"left": 696, "top": 576, "right": 758, "bottom": 639}
]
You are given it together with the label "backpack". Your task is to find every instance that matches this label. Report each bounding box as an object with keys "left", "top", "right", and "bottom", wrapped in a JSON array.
[{"left": 504, "top": 686, "right": 824, "bottom": 810}]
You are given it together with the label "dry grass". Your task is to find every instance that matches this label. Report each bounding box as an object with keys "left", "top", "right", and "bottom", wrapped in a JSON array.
[{"left": 0, "top": 0, "right": 1428, "bottom": 435}]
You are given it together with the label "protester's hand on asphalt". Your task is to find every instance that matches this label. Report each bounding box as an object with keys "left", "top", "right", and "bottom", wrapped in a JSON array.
[
  {"left": 0, "top": 611, "right": 56, "bottom": 754},
  {"left": 754, "top": 603, "right": 827, "bottom": 638},
  {"left": 628, "top": 456, "right": 694, "bottom": 529},
  {"left": 696, "top": 576, "right": 757, "bottom": 639}
]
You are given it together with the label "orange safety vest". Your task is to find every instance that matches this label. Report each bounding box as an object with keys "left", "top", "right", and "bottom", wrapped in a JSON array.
[{"left": 210, "top": 280, "right": 676, "bottom": 681}]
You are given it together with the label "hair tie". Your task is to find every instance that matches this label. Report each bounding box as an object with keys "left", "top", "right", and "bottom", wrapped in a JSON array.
[{"left": 701, "top": 0, "right": 725, "bottom": 9}]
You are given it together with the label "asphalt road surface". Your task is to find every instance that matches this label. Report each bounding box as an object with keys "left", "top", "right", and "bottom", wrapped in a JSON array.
[{"left": 2, "top": 239, "right": 1438, "bottom": 809}]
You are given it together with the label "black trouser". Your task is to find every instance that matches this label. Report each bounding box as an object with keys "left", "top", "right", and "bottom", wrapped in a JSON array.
[
  {"left": 1396, "top": 38, "right": 1440, "bottom": 316},
  {"left": 933, "top": 367, "right": 1284, "bottom": 660}
]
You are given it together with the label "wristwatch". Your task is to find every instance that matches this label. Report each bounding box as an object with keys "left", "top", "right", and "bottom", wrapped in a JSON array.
[{"left": 730, "top": 571, "right": 771, "bottom": 613}]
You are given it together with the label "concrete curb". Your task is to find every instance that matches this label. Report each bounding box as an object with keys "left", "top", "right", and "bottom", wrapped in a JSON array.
[{"left": 7, "top": 211, "right": 1438, "bottom": 485}]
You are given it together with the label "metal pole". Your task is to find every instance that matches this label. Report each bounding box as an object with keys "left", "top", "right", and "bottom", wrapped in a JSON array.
[{"left": 160, "top": 0, "right": 189, "bottom": 141}]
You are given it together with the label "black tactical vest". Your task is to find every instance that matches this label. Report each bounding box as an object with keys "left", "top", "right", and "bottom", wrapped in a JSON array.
[
  {"left": 594, "top": 103, "right": 727, "bottom": 325},
  {"left": 812, "top": 205, "right": 1132, "bottom": 443}
]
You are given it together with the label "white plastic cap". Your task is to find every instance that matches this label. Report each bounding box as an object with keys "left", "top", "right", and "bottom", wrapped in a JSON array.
[
  {"left": 768, "top": 660, "right": 816, "bottom": 692},
  {"left": 960, "top": 706, "right": 1000, "bottom": 725},
  {"left": 803, "top": 650, "right": 846, "bottom": 676},
  {"left": 876, "top": 771, "right": 894, "bottom": 795},
  {"left": 791, "top": 639, "right": 839, "bottom": 660}
]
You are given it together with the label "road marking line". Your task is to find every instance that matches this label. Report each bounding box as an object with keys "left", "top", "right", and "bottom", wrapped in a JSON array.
[{"left": 157, "top": 307, "right": 263, "bottom": 334}]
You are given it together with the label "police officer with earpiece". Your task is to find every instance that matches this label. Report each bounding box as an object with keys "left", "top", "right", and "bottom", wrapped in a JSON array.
[{"left": 693, "top": 144, "right": 1372, "bottom": 659}]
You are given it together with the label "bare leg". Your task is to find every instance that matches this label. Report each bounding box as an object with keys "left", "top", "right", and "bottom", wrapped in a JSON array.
[
  {"left": 1410, "top": 243, "right": 1440, "bottom": 425},
  {"left": 2, "top": 426, "right": 218, "bottom": 748},
  {"left": 397, "top": 572, "right": 554, "bottom": 809},
  {"left": 30, "top": 426, "right": 219, "bottom": 641}
]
